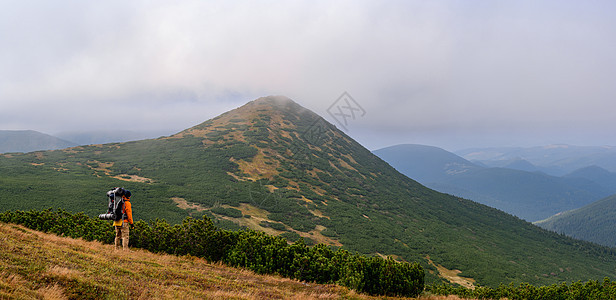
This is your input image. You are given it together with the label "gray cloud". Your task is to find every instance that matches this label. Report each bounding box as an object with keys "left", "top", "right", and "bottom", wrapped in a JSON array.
[{"left": 1, "top": 0, "right": 615, "bottom": 150}]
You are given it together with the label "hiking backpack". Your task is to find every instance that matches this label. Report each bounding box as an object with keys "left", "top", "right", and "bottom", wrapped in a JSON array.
[{"left": 107, "top": 187, "right": 126, "bottom": 221}]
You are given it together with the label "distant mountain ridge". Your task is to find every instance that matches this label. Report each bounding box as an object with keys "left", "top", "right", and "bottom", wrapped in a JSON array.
[
  {"left": 375, "top": 144, "right": 616, "bottom": 221},
  {"left": 563, "top": 165, "right": 616, "bottom": 189},
  {"left": 456, "top": 145, "right": 616, "bottom": 176},
  {"left": 503, "top": 158, "right": 540, "bottom": 173},
  {"left": 0, "top": 130, "right": 76, "bottom": 153},
  {"left": 56, "top": 130, "right": 175, "bottom": 145},
  {"left": 372, "top": 144, "right": 480, "bottom": 183}
]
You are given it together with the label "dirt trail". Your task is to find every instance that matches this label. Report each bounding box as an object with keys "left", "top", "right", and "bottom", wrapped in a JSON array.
[{"left": 426, "top": 256, "right": 476, "bottom": 289}]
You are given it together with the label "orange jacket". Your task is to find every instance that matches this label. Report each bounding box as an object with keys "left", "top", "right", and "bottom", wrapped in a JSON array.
[
  {"left": 113, "top": 196, "right": 133, "bottom": 226},
  {"left": 122, "top": 196, "right": 133, "bottom": 224}
]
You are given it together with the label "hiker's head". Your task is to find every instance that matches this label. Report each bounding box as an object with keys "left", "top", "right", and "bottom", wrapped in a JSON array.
[{"left": 124, "top": 190, "right": 131, "bottom": 199}]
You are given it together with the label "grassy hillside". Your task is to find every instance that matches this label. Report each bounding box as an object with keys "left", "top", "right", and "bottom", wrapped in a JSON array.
[
  {"left": 0, "top": 221, "right": 419, "bottom": 299},
  {"left": 536, "top": 194, "right": 616, "bottom": 247},
  {"left": 5, "top": 218, "right": 616, "bottom": 300},
  {"left": 2, "top": 96, "right": 616, "bottom": 288}
]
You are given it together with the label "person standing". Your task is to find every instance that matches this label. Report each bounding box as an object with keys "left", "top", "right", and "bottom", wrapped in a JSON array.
[{"left": 113, "top": 188, "right": 134, "bottom": 251}]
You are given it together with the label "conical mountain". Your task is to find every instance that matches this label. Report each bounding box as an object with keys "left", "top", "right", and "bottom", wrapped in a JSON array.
[{"left": 2, "top": 96, "right": 616, "bottom": 287}]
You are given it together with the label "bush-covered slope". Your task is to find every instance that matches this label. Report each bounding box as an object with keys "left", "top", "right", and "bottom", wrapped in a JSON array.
[
  {"left": 536, "top": 194, "right": 616, "bottom": 247},
  {"left": 2, "top": 96, "right": 616, "bottom": 287}
]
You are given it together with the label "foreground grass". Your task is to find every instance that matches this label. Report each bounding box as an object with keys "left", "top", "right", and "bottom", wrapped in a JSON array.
[{"left": 0, "top": 222, "right": 463, "bottom": 300}]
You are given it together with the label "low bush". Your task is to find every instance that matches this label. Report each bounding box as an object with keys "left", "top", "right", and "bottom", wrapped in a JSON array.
[{"left": 427, "top": 278, "right": 616, "bottom": 300}]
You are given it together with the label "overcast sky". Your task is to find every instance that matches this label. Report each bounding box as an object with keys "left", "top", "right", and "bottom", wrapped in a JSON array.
[{"left": 1, "top": 1, "right": 615, "bottom": 151}]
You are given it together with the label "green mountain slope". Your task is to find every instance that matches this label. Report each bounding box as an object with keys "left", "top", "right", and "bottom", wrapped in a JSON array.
[
  {"left": 536, "top": 194, "right": 616, "bottom": 247},
  {"left": 0, "top": 130, "right": 76, "bottom": 153},
  {"left": 2, "top": 96, "right": 616, "bottom": 287}
]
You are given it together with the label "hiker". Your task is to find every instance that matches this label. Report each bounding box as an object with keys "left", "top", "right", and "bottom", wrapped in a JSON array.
[{"left": 106, "top": 187, "right": 134, "bottom": 250}]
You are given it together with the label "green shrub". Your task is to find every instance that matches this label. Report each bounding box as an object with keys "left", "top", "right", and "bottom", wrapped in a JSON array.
[
  {"left": 280, "top": 231, "right": 301, "bottom": 242},
  {"left": 427, "top": 278, "right": 616, "bottom": 300},
  {"left": 259, "top": 220, "right": 287, "bottom": 231},
  {"left": 210, "top": 207, "right": 243, "bottom": 218}
]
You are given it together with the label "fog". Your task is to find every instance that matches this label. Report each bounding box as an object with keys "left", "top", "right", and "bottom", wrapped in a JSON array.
[{"left": 1, "top": 1, "right": 615, "bottom": 151}]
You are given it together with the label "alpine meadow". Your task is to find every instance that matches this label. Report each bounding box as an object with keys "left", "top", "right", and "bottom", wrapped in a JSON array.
[{"left": 3, "top": 96, "right": 616, "bottom": 296}]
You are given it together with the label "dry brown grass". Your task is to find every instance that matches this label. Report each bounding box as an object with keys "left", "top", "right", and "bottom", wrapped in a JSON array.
[
  {"left": 171, "top": 199, "right": 343, "bottom": 247},
  {"left": 236, "top": 150, "right": 280, "bottom": 180},
  {"left": 172, "top": 197, "right": 208, "bottom": 212},
  {"left": 425, "top": 257, "right": 476, "bottom": 289},
  {"left": 112, "top": 174, "right": 155, "bottom": 183},
  {"left": 38, "top": 284, "right": 68, "bottom": 300},
  {"left": 0, "top": 222, "right": 429, "bottom": 299}
]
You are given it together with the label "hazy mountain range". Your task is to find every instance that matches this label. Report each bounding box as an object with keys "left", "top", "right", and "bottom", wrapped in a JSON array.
[
  {"left": 2, "top": 96, "right": 616, "bottom": 287},
  {"left": 55, "top": 130, "right": 175, "bottom": 146},
  {"left": 456, "top": 145, "right": 616, "bottom": 176},
  {"left": 0, "top": 130, "right": 76, "bottom": 153},
  {"left": 0, "top": 130, "right": 175, "bottom": 154},
  {"left": 374, "top": 144, "right": 616, "bottom": 222}
]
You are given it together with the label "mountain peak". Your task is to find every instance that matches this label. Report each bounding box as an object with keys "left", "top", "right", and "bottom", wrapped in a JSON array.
[
  {"left": 170, "top": 95, "right": 345, "bottom": 182},
  {"left": 236, "top": 95, "right": 316, "bottom": 120},
  {"left": 249, "top": 95, "right": 297, "bottom": 107},
  {"left": 173, "top": 95, "right": 327, "bottom": 142}
]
